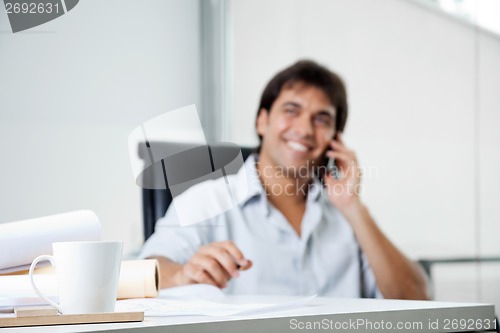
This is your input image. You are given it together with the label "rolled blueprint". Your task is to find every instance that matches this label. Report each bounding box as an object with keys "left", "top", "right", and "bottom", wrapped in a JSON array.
[
  {"left": 117, "top": 259, "right": 160, "bottom": 299},
  {"left": 0, "top": 260, "right": 160, "bottom": 311},
  {"left": 0, "top": 210, "right": 101, "bottom": 273}
]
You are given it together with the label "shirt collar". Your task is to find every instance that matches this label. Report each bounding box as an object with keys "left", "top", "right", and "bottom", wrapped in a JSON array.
[
  {"left": 233, "top": 154, "right": 263, "bottom": 206},
  {"left": 233, "top": 154, "right": 323, "bottom": 206},
  {"left": 309, "top": 177, "right": 323, "bottom": 202}
]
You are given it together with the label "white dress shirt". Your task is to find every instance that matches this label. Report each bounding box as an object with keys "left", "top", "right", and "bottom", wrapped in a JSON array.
[{"left": 140, "top": 155, "right": 382, "bottom": 298}]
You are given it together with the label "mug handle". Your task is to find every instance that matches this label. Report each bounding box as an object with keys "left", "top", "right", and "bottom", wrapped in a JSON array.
[{"left": 29, "top": 255, "right": 62, "bottom": 314}]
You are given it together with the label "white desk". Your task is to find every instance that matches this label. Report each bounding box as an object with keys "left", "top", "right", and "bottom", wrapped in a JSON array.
[{"left": 2, "top": 296, "right": 496, "bottom": 333}]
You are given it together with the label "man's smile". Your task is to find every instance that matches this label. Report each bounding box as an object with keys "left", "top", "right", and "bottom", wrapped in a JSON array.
[{"left": 286, "top": 140, "right": 312, "bottom": 153}]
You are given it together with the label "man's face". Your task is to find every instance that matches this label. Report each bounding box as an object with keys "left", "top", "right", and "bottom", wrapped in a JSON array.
[{"left": 257, "top": 83, "right": 336, "bottom": 176}]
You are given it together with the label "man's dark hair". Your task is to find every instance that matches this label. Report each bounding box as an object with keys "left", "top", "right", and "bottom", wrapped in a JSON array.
[{"left": 255, "top": 60, "right": 348, "bottom": 151}]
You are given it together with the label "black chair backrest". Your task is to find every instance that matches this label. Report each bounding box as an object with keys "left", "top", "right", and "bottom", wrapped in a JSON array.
[{"left": 139, "top": 142, "right": 253, "bottom": 241}]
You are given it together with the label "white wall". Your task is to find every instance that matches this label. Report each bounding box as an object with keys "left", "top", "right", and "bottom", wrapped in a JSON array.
[
  {"left": 0, "top": 0, "right": 202, "bottom": 256},
  {"left": 230, "top": 0, "right": 500, "bottom": 306}
]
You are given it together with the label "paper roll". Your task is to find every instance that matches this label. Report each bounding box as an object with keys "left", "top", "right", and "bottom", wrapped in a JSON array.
[
  {"left": 0, "top": 260, "right": 161, "bottom": 310},
  {"left": 0, "top": 210, "right": 101, "bottom": 273},
  {"left": 117, "top": 259, "right": 160, "bottom": 299}
]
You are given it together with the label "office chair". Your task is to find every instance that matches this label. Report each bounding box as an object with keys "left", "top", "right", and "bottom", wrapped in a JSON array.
[{"left": 138, "top": 142, "right": 253, "bottom": 241}]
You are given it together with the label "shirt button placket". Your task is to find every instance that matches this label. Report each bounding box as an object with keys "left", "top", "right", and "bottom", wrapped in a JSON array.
[
  {"left": 297, "top": 241, "right": 306, "bottom": 295},
  {"left": 300, "top": 237, "right": 316, "bottom": 295}
]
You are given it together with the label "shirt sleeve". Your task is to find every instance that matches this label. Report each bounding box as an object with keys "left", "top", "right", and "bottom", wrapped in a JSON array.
[{"left": 138, "top": 205, "right": 211, "bottom": 264}]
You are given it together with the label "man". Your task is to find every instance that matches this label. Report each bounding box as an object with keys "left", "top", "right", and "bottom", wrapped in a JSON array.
[{"left": 140, "top": 60, "right": 429, "bottom": 299}]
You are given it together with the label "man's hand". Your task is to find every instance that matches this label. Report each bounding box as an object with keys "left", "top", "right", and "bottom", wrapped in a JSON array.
[
  {"left": 323, "top": 132, "right": 363, "bottom": 214},
  {"left": 322, "top": 133, "right": 429, "bottom": 300},
  {"left": 175, "top": 241, "right": 252, "bottom": 289}
]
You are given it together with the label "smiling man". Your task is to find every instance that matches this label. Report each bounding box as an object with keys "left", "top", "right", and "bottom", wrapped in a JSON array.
[{"left": 140, "top": 60, "right": 429, "bottom": 299}]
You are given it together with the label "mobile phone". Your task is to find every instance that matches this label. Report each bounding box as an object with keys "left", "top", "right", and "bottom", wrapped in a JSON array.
[
  {"left": 323, "top": 133, "right": 339, "bottom": 179},
  {"left": 326, "top": 156, "right": 340, "bottom": 179}
]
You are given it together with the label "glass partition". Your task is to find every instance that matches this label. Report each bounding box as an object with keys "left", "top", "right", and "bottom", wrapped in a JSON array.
[{"left": 218, "top": 0, "right": 500, "bottom": 312}]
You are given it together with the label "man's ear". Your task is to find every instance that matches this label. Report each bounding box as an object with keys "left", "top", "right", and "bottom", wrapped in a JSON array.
[{"left": 256, "top": 108, "right": 269, "bottom": 136}]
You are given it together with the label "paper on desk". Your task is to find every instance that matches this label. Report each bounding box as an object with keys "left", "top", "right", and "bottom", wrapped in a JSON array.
[
  {"left": 158, "top": 283, "right": 225, "bottom": 302},
  {"left": 115, "top": 291, "right": 317, "bottom": 317}
]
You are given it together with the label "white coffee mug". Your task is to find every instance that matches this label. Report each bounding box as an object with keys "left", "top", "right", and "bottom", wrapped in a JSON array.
[{"left": 29, "top": 241, "right": 123, "bottom": 314}]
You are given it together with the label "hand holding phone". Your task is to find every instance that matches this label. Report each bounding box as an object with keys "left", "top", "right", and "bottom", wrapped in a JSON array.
[
  {"left": 326, "top": 155, "right": 340, "bottom": 179},
  {"left": 323, "top": 132, "right": 363, "bottom": 212}
]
